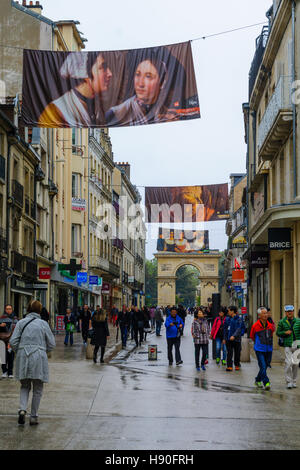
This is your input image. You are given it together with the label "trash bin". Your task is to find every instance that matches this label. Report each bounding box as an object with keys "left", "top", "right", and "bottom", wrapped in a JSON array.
[
  {"left": 86, "top": 338, "right": 94, "bottom": 360},
  {"left": 148, "top": 345, "right": 157, "bottom": 361},
  {"left": 240, "top": 337, "right": 251, "bottom": 363}
]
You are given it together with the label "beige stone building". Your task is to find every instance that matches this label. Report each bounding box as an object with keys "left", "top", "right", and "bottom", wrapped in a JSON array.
[{"left": 245, "top": 0, "right": 300, "bottom": 326}]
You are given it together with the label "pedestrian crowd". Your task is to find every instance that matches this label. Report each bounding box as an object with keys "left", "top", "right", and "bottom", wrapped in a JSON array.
[{"left": 1, "top": 299, "right": 300, "bottom": 427}]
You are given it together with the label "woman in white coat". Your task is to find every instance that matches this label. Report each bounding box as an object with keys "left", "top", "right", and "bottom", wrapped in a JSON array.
[{"left": 10, "top": 300, "right": 56, "bottom": 426}]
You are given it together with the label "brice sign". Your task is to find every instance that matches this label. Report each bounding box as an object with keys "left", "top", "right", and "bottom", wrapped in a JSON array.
[{"left": 268, "top": 228, "right": 292, "bottom": 250}]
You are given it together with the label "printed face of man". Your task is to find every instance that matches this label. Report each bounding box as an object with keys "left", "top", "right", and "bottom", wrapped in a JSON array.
[
  {"left": 91, "top": 55, "right": 112, "bottom": 94},
  {"left": 134, "top": 60, "right": 161, "bottom": 105}
]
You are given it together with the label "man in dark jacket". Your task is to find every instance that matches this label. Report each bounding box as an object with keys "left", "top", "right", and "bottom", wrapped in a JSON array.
[
  {"left": 0, "top": 304, "right": 18, "bottom": 378},
  {"left": 79, "top": 304, "right": 92, "bottom": 345},
  {"left": 116, "top": 309, "right": 131, "bottom": 348},
  {"left": 223, "top": 306, "right": 245, "bottom": 371},
  {"left": 64, "top": 308, "right": 77, "bottom": 346},
  {"left": 132, "top": 306, "right": 145, "bottom": 347}
]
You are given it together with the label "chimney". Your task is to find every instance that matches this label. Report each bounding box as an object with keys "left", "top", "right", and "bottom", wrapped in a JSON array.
[
  {"left": 117, "top": 162, "right": 130, "bottom": 180},
  {"left": 24, "top": 1, "right": 43, "bottom": 15}
]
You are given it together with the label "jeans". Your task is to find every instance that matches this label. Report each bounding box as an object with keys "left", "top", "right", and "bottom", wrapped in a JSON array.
[
  {"left": 167, "top": 337, "right": 181, "bottom": 364},
  {"left": 194, "top": 343, "right": 208, "bottom": 367},
  {"left": 216, "top": 338, "right": 227, "bottom": 361},
  {"left": 120, "top": 326, "right": 128, "bottom": 347},
  {"left": 19, "top": 379, "right": 44, "bottom": 417},
  {"left": 156, "top": 321, "right": 162, "bottom": 336},
  {"left": 226, "top": 340, "right": 241, "bottom": 367},
  {"left": 255, "top": 351, "right": 272, "bottom": 385},
  {"left": 64, "top": 331, "right": 74, "bottom": 345}
]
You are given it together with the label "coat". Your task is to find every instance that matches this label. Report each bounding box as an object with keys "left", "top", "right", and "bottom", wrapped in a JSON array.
[
  {"left": 210, "top": 316, "right": 226, "bottom": 340},
  {"left": 191, "top": 318, "right": 210, "bottom": 344},
  {"left": 223, "top": 315, "right": 245, "bottom": 342},
  {"left": 165, "top": 315, "right": 184, "bottom": 339},
  {"left": 276, "top": 317, "right": 300, "bottom": 347},
  {"left": 91, "top": 318, "right": 110, "bottom": 347},
  {"left": 9, "top": 313, "right": 56, "bottom": 383},
  {"left": 250, "top": 320, "right": 275, "bottom": 352}
]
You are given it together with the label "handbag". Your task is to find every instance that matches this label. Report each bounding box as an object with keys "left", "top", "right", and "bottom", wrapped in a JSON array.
[{"left": 278, "top": 337, "right": 285, "bottom": 347}]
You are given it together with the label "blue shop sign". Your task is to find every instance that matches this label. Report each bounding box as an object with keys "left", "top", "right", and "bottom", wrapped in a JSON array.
[
  {"left": 89, "top": 275, "right": 98, "bottom": 285},
  {"left": 77, "top": 272, "right": 88, "bottom": 284}
]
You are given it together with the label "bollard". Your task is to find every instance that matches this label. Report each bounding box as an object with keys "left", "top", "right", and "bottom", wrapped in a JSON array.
[
  {"left": 240, "top": 337, "right": 251, "bottom": 362},
  {"left": 148, "top": 345, "right": 157, "bottom": 361},
  {"left": 86, "top": 338, "right": 94, "bottom": 360},
  {"left": 0, "top": 340, "right": 5, "bottom": 365}
]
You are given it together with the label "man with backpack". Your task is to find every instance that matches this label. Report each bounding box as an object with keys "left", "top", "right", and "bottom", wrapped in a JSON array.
[{"left": 276, "top": 305, "right": 300, "bottom": 389}]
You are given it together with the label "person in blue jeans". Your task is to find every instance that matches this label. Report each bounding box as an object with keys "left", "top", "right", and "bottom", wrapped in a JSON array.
[
  {"left": 250, "top": 307, "right": 275, "bottom": 390},
  {"left": 116, "top": 308, "right": 131, "bottom": 349},
  {"left": 210, "top": 307, "right": 227, "bottom": 365},
  {"left": 165, "top": 307, "right": 184, "bottom": 366},
  {"left": 64, "top": 308, "right": 76, "bottom": 346}
]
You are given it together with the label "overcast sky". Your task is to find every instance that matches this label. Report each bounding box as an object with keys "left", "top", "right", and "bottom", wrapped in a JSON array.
[{"left": 42, "top": 0, "right": 271, "bottom": 259}]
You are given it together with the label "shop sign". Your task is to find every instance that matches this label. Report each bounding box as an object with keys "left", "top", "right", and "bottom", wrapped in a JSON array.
[
  {"left": 89, "top": 275, "right": 98, "bottom": 285},
  {"left": 241, "top": 307, "right": 247, "bottom": 315},
  {"left": 128, "top": 276, "right": 134, "bottom": 283},
  {"left": 77, "top": 272, "right": 88, "bottom": 284},
  {"left": 39, "top": 267, "right": 51, "bottom": 279},
  {"left": 72, "top": 198, "right": 86, "bottom": 211},
  {"left": 56, "top": 315, "right": 65, "bottom": 331},
  {"left": 268, "top": 228, "right": 292, "bottom": 250},
  {"left": 250, "top": 252, "right": 269, "bottom": 268},
  {"left": 232, "top": 270, "right": 245, "bottom": 283},
  {"left": 102, "top": 282, "right": 110, "bottom": 294}
]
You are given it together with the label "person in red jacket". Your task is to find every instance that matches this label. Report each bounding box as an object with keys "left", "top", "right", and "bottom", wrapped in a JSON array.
[
  {"left": 210, "top": 307, "right": 227, "bottom": 365},
  {"left": 250, "top": 307, "right": 275, "bottom": 390}
]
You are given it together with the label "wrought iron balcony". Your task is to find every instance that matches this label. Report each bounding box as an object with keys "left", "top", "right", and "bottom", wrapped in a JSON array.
[
  {"left": 12, "top": 180, "right": 24, "bottom": 208},
  {"left": 112, "top": 238, "right": 124, "bottom": 251},
  {"left": 258, "top": 76, "right": 293, "bottom": 161},
  {"left": 249, "top": 26, "right": 269, "bottom": 99}
]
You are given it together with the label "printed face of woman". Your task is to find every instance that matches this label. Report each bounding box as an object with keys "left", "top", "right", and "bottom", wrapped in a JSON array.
[
  {"left": 91, "top": 55, "right": 112, "bottom": 94},
  {"left": 134, "top": 60, "right": 161, "bottom": 105}
]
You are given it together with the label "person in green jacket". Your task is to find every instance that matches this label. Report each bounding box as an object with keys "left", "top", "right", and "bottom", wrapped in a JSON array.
[{"left": 276, "top": 305, "right": 300, "bottom": 389}]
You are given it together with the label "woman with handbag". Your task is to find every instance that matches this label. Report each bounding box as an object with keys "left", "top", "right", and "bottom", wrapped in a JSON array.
[
  {"left": 91, "top": 309, "right": 110, "bottom": 363},
  {"left": 143, "top": 307, "right": 151, "bottom": 341},
  {"left": 9, "top": 300, "right": 56, "bottom": 426},
  {"left": 0, "top": 304, "right": 18, "bottom": 378}
]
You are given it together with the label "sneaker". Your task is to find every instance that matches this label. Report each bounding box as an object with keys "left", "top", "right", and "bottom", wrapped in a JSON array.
[
  {"left": 93, "top": 357, "right": 97, "bottom": 364},
  {"left": 264, "top": 382, "right": 271, "bottom": 390},
  {"left": 216, "top": 358, "right": 220, "bottom": 365},
  {"left": 235, "top": 366, "right": 240, "bottom": 371},
  {"left": 204, "top": 359, "right": 209, "bottom": 365},
  {"left": 2, "top": 372, "right": 8, "bottom": 378},
  {"left": 293, "top": 383, "right": 297, "bottom": 388},
  {"left": 18, "top": 410, "right": 26, "bottom": 425},
  {"left": 222, "top": 360, "right": 227, "bottom": 366},
  {"left": 226, "top": 367, "right": 233, "bottom": 372},
  {"left": 287, "top": 383, "right": 293, "bottom": 389},
  {"left": 176, "top": 360, "right": 183, "bottom": 365},
  {"left": 201, "top": 365, "right": 206, "bottom": 371},
  {"left": 196, "top": 367, "right": 200, "bottom": 371},
  {"left": 255, "top": 381, "right": 263, "bottom": 388},
  {"left": 30, "top": 417, "right": 39, "bottom": 426},
  {"left": 8, "top": 375, "right": 14, "bottom": 378}
]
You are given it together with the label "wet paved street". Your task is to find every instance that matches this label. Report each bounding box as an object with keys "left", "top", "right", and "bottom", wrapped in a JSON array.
[{"left": 1, "top": 315, "right": 300, "bottom": 450}]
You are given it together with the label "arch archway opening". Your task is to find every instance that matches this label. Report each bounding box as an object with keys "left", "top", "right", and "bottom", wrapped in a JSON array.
[{"left": 175, "top": 264, "right": 201, "bottom": 308}]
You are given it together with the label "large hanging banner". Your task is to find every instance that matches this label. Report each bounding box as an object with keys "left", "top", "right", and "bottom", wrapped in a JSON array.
[
  {"left": 22, "top": 42, "right": 200, "bottom": 128},
  {"left": 145, "top": 184, "right": 229, "bottom": 223},
  {"left": 157, "top": 228, "right": 209, "bottom": 253}
]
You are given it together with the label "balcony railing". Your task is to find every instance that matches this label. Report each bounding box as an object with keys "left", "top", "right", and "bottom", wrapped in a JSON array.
[
  {"left": 112, "top": 238, "right": 124, "bottom": 251},
  {"left": 12, "top": 180, "right": 24, "bottom": 208},
  {"left": 258, "top": 75, "right": 293, "bottom": 159},
  {"left": 249, "top": 26, "right": 269, "bottom": 99}
]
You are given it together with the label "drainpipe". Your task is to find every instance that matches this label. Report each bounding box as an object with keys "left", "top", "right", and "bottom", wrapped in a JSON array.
[
  {"left": 292, "top": 0, "right": 297, "bottom": 199},
  {"left": 5, "top": 137, "right": 12, "bottom": 306}
]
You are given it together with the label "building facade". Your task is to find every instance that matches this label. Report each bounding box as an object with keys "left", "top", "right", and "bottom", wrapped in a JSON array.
[{"left": 244, "top": 0, "right": 300, "bottom": 328}]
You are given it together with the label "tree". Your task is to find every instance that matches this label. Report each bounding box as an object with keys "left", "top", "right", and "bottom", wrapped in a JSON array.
[
  {"left": 175, "top": 265, "right": 199, "bottom": 308},
  {"left": 145, "top": 258, "right": 158, "bottom": 307}
]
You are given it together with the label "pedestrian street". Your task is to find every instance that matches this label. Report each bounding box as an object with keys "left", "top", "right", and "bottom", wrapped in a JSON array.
[{"left": 1, "top": 315, "right": 300, "bottom": 450}]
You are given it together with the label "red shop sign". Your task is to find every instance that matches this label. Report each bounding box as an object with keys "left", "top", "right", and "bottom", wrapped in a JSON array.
[{"left": 39, "top": 267, "right": 51, "bottom": 279}]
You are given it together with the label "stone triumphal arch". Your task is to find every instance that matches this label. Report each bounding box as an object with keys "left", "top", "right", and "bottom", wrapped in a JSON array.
[{"left": 155, "top": 251, "right": 221, "bottom": 307}]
